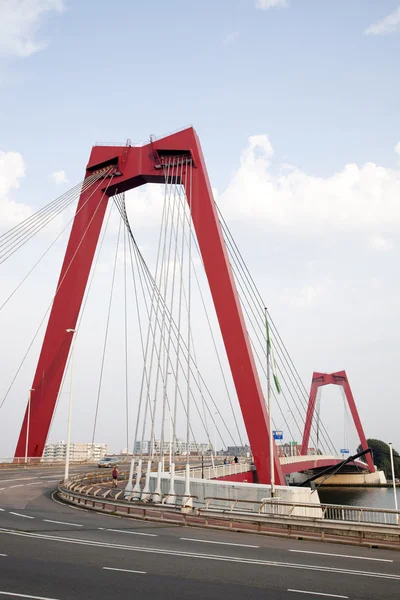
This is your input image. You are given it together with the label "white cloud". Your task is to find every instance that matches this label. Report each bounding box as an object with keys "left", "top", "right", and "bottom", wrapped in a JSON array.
[
  {"left": 369, "top": 235, "right": 393, "bottom": 251},
  {"left": 0, "top": 150, "right": 32, "bottom": 227},
  {"left": 256, "top": 0, "right": 288, "bottom": 10},
  {"left": 223, "top": 31, "right": 239, "bottom": 45},
  {"left": 364, "top": 7, "right": 400, "bottom": 36},
  {"left": 218, "top": 134, "right": 400, "bottom": 233},
  {"left": 282, "top": 284, "right": 323, "bottom": 308},
  {"left": 0, "top": 0, "right": 65, "bottom": 58},
  {"left": 51, "top": 170, "right": 68, "bottom": 185}
]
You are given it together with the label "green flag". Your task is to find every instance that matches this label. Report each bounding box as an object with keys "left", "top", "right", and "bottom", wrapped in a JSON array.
[{"left": 265, "top": 311, "right": 281, "bottom": 394}]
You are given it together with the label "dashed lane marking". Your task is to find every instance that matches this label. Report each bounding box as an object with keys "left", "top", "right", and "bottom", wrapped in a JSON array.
[
  {"left": 287, "top": 591, "right": 348, "bottom": 599},
  {"left": 106, "top": 528, "right": 158, "bottom": 537},
  {"left": 289, "top": 549, "right": 393, "bottom": 563},
  {"left": 0, "top": 591, "right": 61, "bottom": 599},
  {"left": 43, "top": 519, "right": 83, "bottom": 527},
  {"left": 180, "top": 537, "right": 259, "bottom": 548},
  {"left": 102, "top": 566, "right": 146, "bottom": 574},
  {"left": 9, "top": 512, "right": 35, "bottom": 519}
]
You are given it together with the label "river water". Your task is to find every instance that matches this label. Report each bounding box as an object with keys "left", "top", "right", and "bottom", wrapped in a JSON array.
[{"left": 318, "top": 486, "right": 400, "bottom": 510}]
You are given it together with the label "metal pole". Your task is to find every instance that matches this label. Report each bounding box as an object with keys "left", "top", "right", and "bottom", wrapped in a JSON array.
[
  {"left": 25, "top": 388, "right": 34, "bottom": 465},
  {"left": 389, "top": 442, "right": 398, "bottom": 516},
  {"left": 64, "top": 329, "right": 76, "bottom": 482},
  {"left": 265, "top": 308, "right": 275, "bottom": 497}
]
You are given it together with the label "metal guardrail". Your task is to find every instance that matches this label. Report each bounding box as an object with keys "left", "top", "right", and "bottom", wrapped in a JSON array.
[
  {"left": 175, "top": 461, "right": 251, "bottom": 480},
  {"left": 202, "top": 496, "right": 400, "bottom": 526},
  {"left": 57, "top": 482, "right": 400, "bottom": 552},
  {"left": 59, "top": 471, "right": 400, "bottom": 527}
]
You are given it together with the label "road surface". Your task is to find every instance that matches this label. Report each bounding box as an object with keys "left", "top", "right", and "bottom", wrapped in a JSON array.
[{"left": 0, "top": 465, "right": 399, "bottom": 599}]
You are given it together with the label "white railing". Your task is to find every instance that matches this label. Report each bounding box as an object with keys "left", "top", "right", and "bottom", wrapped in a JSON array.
[
  {"left": 202, "top": 497, "right": 400, "bottom": 525},
  {"left": 175, "top": 461, "right": 251, "bottom": 480}
]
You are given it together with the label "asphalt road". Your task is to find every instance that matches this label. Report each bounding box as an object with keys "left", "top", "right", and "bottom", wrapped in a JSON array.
[{"left": 0, "top": 465, "right": 399, "bottom": 599}]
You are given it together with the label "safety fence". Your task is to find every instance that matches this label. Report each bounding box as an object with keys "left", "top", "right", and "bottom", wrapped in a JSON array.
[
  {"left": 57, "top": 478, "right": 400, "bottom": 551},
  {"left": 59, "top": 471, "right": 400, "bottom": 526}
]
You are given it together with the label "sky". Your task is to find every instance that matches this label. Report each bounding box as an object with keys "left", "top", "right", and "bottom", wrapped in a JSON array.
[{"left": 0, "top": 0, "right": 400, "bottom": 458}]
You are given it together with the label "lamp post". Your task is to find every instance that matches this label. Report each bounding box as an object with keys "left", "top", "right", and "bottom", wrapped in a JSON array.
[
  {"left": 389, "top": 442, "right": 398, "bottom": 517},
  {"left": 166, "top": 371, "right": 172, "bottom": 472},
  {"left": 64, "top": 328, "right": 76, "bottom": 482},
  {"left": 25, "top": 388, "right": 35, "bottom": 465}
]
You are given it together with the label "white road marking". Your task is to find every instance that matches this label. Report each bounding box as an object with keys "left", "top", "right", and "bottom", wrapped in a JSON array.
[
  {"left": 0, "top": 508, "right": 4, "bottom": 512},
  {"left": 39, "top": 475, "right": 63, "bottom": 479},
  {"left": 289, "top": 549, "right": 393, "bottom": 563},
  {"left": 9, "top": 512, "right": 34, "bottom": 520},
  {"left": 9, "top": 485, "right": 24, "bottom": 489},
  {"left": 180, "top": 537, "right": 259, "bottom": 548},
  {"left": 1, "top": 527, "right": 399, "bottom": 581},
  {"left": 0, "top": 478, "right": 36, "bottom": 483},
  {"left": 0, "top": 591, "right": 61, "bottom": 599},
  {"left": 288, "top": 591, "right": 348, "bottom": 599},
  {"left": 102, "top": 566, "right": 146, "bottom": 574},
  {"left": 106, "top": 528, "right": 157, "bottom": 537},
  {"left": 26, "top": 483, "right": 43, "bottom": 486},
  {"left": 43, "top": 519, "right": 82, "bottom": 527},
  {"left": 0, "top": 489, "right": 4, "bottom": 491},
  {"left": 0, "top": 554, "right": 6, "bottom": 557}
]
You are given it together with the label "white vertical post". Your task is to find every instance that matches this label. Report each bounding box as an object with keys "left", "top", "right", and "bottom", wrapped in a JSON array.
[
  {"left": 25, "top": 388, "right": 34, "bottom": 465},
  {"left": 64, "top": 328, "right": 76, "bottom": 482},
  {"left": 265, "top": 308, "right": 275, "bottom": 498},
  {"left": 389, "top": 443, "right": 398, "bottom": 518},
  {"left": 169, "top": 412, "right": 172, "bottom": 472}
]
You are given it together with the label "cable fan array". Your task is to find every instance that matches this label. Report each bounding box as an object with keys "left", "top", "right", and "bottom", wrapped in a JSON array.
[{"left": 0, "top": 156, "right": 339, "bottom": 497}]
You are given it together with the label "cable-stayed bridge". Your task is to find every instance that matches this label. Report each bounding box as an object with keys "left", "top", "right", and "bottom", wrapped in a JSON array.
[{"left": 0, "top": 127, "right": 377, "bottom": 502}]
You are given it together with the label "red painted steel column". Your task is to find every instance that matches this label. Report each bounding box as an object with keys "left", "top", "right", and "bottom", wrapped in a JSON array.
[
  {"left": 185, "top": 133, "right": 285, "bottom": 485},
  {"left": 340, "top": 375, "right": 374, "bottom": 473},
  {"left": 14, "top": 179, "right": 111, "bottom": 458},
  {"left": 300, "top": 374, "right": 320, "bottom": 455}
]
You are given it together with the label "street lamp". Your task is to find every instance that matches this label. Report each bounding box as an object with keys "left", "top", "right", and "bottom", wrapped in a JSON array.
[
  {"left": 389, "top": 442, "right": 399, "bottom": 517},
  {"left": 25, "top": 388, "right": 35, "bottom": 465},
  {"left": 166, "top": 371, "right": 172, "bottom": 471},
  {"left": 64, "top": 328, "right": 76, "bottom": 482}
]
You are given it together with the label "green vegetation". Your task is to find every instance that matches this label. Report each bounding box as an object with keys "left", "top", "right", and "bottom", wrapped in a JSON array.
[{"left": 357, "top": 439, "right": 400, "bottom": 479}]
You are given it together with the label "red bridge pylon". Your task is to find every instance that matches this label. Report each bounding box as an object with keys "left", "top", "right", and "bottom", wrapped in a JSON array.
[
  {"left": 14, "top": 127, "right": 285, "bottom": 486},
  {"left": 300, "top": 370, "right": 374, "bottom": 473}
]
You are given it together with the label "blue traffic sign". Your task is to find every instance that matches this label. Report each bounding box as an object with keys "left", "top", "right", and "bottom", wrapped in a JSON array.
[
  {"left": 340, "top": 449, "right": 350, "bottom": 454},
  {"left": 273, "top": 430, "right": 283, "bottom": 440}
]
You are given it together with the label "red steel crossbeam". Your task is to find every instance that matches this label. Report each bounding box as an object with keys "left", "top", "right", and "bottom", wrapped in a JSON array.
[
  {"left": 14, "top": 127, "right": 285, "bottom": 485},
  {"left": 300, "top": 370, "right": 374, "bottom": 473}
]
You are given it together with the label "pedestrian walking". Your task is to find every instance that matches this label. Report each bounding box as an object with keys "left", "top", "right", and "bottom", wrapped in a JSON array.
[{"left": 112, "top": 466, "right": 119, "bottom": 487}]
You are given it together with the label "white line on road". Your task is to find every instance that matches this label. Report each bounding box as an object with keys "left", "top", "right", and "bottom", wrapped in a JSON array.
[
  {"left": 180, "top": 537, "right": 260, "bottom": 548},
  {"left": 9, "top": 513, "right": 34, "bottom": 520},
  {"left": 288, "top": 591, "right": 348, "bottom": 598},
  {"left": 9, "top": 485, "right": 24, "bottom": 489},
  {"left": 26, "top": 483, "right": 43, "bottom": 486},
  {"left": 0, "top": 489, "right": 4, "bottom": 491},
  {"left": 1, "top": 527, "right": 399, "bottom": 581},
  {"left": 102, "top": 566, "right": 146, "bottom": 574},
  {"left": 43, "top": 520, "right": 82, "bottom": 527},
  {"left": 39, "top": 475, "right": 63, "bottom": 479},
  {"left": 0, "top": 591, "right": 61, "bottom": 599},
  {"left": 289, "top": 549, "right": 393, "bottom": 563},
  {"left": 0, "top": 478, "right": 37, "bottom": 483},
  {"left": 0, "top": 508, "right": 4, "bottom": 512},
  {"left": 106, "top": 528, "right": 157, "bottom": 537},
  {"left": 0, "top": 554, "right": 6, "bottom": 557}
]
